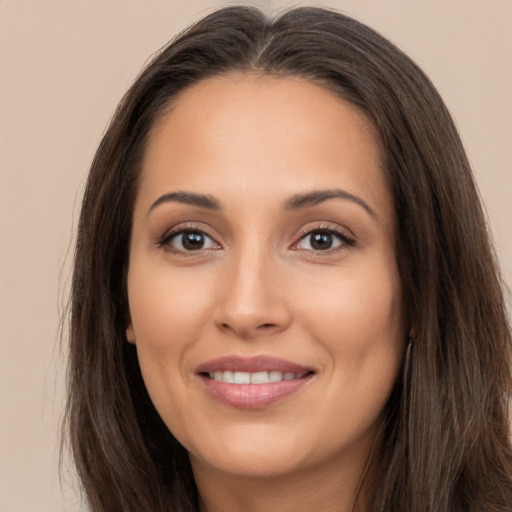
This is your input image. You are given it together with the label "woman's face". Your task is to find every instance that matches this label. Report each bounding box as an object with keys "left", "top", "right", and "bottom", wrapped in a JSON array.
[{"left": 126, "top": 74, "right": 405, "bottom": 483}]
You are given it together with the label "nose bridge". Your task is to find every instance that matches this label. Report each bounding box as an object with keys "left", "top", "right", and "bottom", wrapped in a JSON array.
[{"left": 213, "top": 234, "right": 290, "bottom": 337}]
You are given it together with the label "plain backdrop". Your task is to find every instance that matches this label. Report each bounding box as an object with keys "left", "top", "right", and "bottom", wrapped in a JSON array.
[{"left": 0, "top": 1, "right": 511, "bottom": 510}]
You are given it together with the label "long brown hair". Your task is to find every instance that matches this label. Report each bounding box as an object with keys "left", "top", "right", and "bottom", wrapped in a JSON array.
[{"left": 65, "top": 6, "right": 512, "bottom": 511}]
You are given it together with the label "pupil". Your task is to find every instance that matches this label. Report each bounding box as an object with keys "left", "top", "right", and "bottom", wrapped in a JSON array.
[
  {"left": 311, "top": 232, "right": 332, "bottom": 250},
  {"left": 182, "top": 231, "right": 204, "bottom": 250}
]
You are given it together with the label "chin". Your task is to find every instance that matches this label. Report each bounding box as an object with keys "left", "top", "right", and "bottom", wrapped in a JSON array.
[
  {"left": 184, "top": 418, "right": 376, "bottom": 483},
  {"left": 190, "top": 447, "right": 309, "bottom": 480},
  {"left": 183, "top": 423, "right": 312, "bottom": 478}
]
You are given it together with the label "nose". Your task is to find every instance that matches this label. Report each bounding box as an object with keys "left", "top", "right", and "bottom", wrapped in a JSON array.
[{"left": 212, "top": 244, "right": 292, "bottom": 340}]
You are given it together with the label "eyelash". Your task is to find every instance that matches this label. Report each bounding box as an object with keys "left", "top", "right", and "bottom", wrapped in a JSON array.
[
  {"left": 157, "top": 224, "right": 356, "bottom": 254},
  {"left": 293, "top": 225, "right": 356, "bottom": 253},
  {"left": 157, "top": 224, "right": 219, "bottom": 254}
]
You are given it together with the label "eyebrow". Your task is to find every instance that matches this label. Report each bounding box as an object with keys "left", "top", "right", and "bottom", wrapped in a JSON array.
[
  {"left": 283, "top": 189, "right": 377, "bottom": 219},
  {"left": 148, "top": 191, "right": 221, "bottom": 215},
  {"left": 148, "top": 188, "right": 377, "bottom": 219}
]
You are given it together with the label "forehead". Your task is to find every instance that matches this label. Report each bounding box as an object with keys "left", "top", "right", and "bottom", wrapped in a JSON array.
[{"left": 137, "top": 74, "right": 392, "bottom": 226}]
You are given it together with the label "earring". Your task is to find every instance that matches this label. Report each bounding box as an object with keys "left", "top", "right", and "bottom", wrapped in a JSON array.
[
  {"left": 405, "top": 336, "right": 414, "bottom": 358},
  {"left": 402, "top": 336, "right": 414, "bottom": 388}
]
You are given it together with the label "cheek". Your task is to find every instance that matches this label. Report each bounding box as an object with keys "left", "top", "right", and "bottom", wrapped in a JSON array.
[
  {"left": 128, "top": 264, "right": 214, "bottom": 348},
  {"left": 126, "top": 265, "right": 220, "bottom": 443},
  {"left": 300, "top": 266, "right": 403, "bottom": 434},
  {"left": 296, "top": 261, "right": 402, "bottom": 346},
  {"left": 294, "top": 261, "right": 404, "bottom": 402},
  {"left": 126, "top": 265, "right": 216, "bottom": 409}
]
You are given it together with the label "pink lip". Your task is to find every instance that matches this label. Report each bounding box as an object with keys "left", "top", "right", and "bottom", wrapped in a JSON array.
[
  {"left": 196, "top": 355, "right": 313, "bottom": 374},
  {"left": 195, "top": 356, "right": 315, "bottom": 409}
]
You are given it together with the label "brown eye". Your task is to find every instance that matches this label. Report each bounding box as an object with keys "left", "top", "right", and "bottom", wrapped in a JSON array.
[
  {"left": 295, "top": 229, "right": 353, "bottom": 252},
  {"left": 309, "top": 232, "right": 336, "bottom": 250},
  {"left": 164, "top": 230, "right": 220, "bottom": 252},
  {"left": 181, "top": 231, "right": 206, "bottom": 250}
]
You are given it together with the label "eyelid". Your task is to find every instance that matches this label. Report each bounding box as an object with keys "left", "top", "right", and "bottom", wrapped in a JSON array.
[
  {"left": 155, "top": 221, "right": 355, "bottom": 254},
  {"left": 157, "top": 222, "right": 222, "bottom": 250},
  {"left": 290, "top": 223, "right": 356, "bottom": 252}
]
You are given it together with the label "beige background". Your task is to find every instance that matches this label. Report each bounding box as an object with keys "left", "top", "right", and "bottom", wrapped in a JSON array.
[{"left": 0, "top": 1, "right": 510, "bottom": 510}]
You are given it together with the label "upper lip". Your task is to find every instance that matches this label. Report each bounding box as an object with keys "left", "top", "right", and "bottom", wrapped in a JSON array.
[{"left": 195, "top": 355, "right": 314, "bottom": 374}]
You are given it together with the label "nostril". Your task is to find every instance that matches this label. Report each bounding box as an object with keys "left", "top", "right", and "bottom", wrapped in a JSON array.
[{"left": 219, "top": 321, "right": 277, "bottom": 334}]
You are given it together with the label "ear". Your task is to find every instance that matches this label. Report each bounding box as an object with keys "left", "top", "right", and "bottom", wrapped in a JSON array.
[{"left": 126, "top": 324, "right": 136, "bottom": 344}]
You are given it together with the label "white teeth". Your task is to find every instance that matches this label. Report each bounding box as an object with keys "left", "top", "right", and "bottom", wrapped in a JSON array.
[
  {"left": 233, "top": 371, "right": 251, "bottom": 384},
  {"left": 269, "top": 371, "right": 283, "bottom": 382},
  {"left": 208, "top": 370, "right": 307, "bottom": 384},
  {"left": 250, "top": 371, "right": 269, "bottom": 384}
]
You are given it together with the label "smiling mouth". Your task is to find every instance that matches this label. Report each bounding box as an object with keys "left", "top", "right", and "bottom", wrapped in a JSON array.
[
  {"left": 203, "top": 370, "right": 313, "bottom": 384},
  {"left": 196, "top": 356, "right": 315, "bottom": 408}
]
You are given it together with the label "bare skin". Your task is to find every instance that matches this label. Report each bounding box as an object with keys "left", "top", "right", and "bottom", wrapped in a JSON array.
[{"left": 126, "top": 74, "right": 405, "bottom": 512}]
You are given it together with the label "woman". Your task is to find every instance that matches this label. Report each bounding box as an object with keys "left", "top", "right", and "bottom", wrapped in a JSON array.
[{"left": 65, "top": 6, "right": 512, "bottom": 511}]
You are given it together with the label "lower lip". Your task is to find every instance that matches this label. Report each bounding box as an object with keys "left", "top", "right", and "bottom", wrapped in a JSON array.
[{"left": 198, "top": 375, "right": 313, "bottom": 409}]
